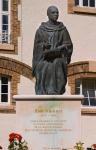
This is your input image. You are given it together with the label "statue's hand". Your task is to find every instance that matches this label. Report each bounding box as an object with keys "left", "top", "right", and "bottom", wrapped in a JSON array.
[{"left": 57, "top": 43, "right": 71, "bottom": 51}]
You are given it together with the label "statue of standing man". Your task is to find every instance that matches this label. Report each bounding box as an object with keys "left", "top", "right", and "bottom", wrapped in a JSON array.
[{"left": 32, "top": 6, "right": 73, "bottom": 95}]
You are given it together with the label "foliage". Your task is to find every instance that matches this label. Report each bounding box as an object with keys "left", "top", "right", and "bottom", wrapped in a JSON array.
[{"left": 74, "top": 141, "right": 84, "bottom": 150}]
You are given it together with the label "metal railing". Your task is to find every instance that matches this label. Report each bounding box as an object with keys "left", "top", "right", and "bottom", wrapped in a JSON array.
[{"left": 0, "top": 30, "right": 10, "bottom": 44}]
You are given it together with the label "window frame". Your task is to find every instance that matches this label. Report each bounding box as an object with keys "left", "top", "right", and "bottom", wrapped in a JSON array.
[
  {"left": 68, "top": 0, "right": 96, "bottom": 14},
  {"left": 75, "top": 0, "right": 96, "bottom": 8},
  {"left": 75, "top": 78, "right": 96, "bottom": 106},
  {"left": 0, "top": 0, "right": 11, "bottom": 44},
  {"left": 0, "top": 76, "right": 10, "bottom": 105}
]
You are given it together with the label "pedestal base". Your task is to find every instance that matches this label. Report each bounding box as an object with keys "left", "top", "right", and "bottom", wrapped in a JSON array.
[{"left": 14, "top": 95, "right": 83, "bottom": 150}]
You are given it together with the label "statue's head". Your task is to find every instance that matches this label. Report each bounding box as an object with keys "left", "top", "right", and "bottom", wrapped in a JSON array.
[{"left": 47, "top": 6, "right": 59, "bottom": 22}]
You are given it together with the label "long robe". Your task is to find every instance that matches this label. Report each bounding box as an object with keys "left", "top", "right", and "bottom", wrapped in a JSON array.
[{"left": 32, "top": 22, "right": 73, "bottom": 95}]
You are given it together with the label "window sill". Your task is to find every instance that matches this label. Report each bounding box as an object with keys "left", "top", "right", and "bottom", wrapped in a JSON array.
[
  {"left": 73, "top": 6, "right": 96, "bottom": 14},
  {"left": 0, "top": 43, "right": 14, "bottom": 51},
  {"left": 81, "top": 106, "right": 96, "bottom": 114},
  {"left": 0, "top": 105, "right": 16, "bottom": 113}
]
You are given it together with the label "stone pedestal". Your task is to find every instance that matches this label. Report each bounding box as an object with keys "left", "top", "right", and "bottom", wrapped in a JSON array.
[{"left": 14, "top": 95, "right": 83, "bottom": 150}]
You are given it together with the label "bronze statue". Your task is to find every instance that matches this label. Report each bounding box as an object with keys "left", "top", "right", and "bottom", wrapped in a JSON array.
[{"left": 32, "top": 6, "right": 73, "bottom": 95}]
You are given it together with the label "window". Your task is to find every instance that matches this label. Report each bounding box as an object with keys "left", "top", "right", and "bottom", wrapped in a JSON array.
[
  {"left": 0, "top": 0, "right": 10, "bottom": 43},
  {"left": 68, "top": 0, "right": 96, "bottom": 14},
  {"left": 76, "top": 79, "right": 96, "bottom": 106},
  {"left": 75, "top": 0, "right": 96, "bottom": 7},
  {"left": 0, "top": 76, "right": 10, "bottom": 104}
]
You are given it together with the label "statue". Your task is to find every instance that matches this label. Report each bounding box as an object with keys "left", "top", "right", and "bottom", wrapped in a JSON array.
[{"left": 32, "top": 6, "right": 73, "bottom": 95}]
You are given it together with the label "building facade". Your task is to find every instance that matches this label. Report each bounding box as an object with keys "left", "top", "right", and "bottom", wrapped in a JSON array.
[{"left": 0, "top": 0, "right": 96, "bottom": 148}]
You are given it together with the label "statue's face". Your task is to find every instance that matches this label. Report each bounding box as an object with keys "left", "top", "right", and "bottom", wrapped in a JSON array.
[{"left": 47, "top": 6, "right": 59, "bottom": 22}]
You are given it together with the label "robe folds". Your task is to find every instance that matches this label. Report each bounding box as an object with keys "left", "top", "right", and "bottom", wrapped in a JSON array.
[{"left": 32, "top": 22, "right": 73, "bottom": 95}]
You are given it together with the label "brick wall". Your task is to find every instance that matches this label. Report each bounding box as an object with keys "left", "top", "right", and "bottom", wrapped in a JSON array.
[
  {"left": 67, "top": 0, "right": 74, "bottom": 13},
  {"left": 11, "top": 0, "right": 21, "bottom": 53}
]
